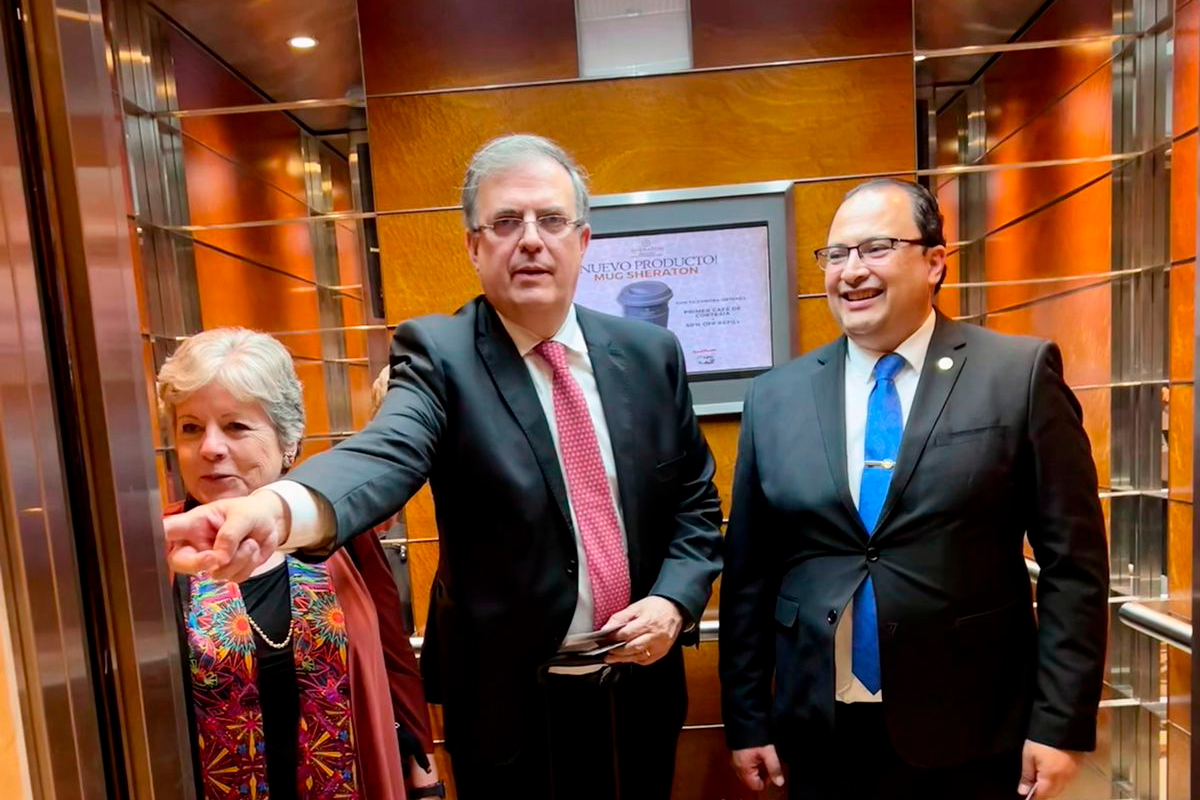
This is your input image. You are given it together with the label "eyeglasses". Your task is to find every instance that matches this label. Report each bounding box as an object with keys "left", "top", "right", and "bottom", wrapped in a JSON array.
[
  {"left": 473, "top": 215, "right": 584, "bottom": 239},
  {"left": 813, "top": 237, "right": 927, "bottom": 270}
]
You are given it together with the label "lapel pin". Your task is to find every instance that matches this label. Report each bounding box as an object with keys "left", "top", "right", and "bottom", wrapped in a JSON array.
[{"left": 936, "top": 356, "right": 954, "bottom": 371}]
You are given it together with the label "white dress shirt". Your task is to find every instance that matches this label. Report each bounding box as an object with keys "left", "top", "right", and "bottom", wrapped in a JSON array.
[
  {"left": 835, "top": 309, "right": 936, "bottom": 703},
  {"left": 266, "top": 304, "right": 628, "bottom": 637},
  {"left": 492, "top": 305, "right": 630, "bottom": 635}
]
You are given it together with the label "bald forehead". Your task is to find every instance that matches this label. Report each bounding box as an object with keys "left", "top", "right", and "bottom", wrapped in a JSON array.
[{"left": 828, "top": 186, "right": 919, "bottom": 243}]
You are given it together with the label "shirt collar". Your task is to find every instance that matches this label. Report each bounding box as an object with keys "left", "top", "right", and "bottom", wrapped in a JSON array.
[
  {"left": 496, "top": 304, "right": 586, "bottom": 358},
  {"left": 845, "top": 308, "right": 937, "bottom": 383}
]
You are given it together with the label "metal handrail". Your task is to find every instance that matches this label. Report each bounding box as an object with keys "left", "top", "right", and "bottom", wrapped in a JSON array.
[
  {"left": 1117, "top": 602, "right": 1192, "bottom": 653},
  {"left": 1028, "top": 558, "right": 1193, "bottom": 652},
  {"left": 409, "top": 563, "right": 1191, "bottom": 655}
]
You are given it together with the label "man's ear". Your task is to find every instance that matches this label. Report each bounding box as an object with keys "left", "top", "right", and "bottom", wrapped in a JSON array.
[
  {"left": 578, "top": 222, "right": 591, "bottom": 258},
  {"left": 926, "top": 244, "right": 947, "bottom": 289},
  {"left": 465, "top": 229, "right": 480, "bottom": 272}
]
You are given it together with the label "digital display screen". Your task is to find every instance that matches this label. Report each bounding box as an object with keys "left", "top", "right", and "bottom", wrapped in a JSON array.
[{"left": 574, "top": 224, "right": 773, "bottom": 376}]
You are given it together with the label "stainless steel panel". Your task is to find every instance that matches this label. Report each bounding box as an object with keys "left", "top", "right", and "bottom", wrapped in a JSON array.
[
  {"left": 1109, "top": 0, "right": 1173, "bottom": 793},
  {"left": 24, "top": 0, "right": 196, "bottom": 795},
  {"left": 0, "top": 8, "right": 104, "bottom": 793}
]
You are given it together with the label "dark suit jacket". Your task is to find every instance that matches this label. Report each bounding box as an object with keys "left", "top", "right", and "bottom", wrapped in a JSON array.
[
  {"left": 719, "top": 313, "right": 1109, "bottom": 769},
  {"left": 288, "top": 296, "right": 724, "bottom": 765}
]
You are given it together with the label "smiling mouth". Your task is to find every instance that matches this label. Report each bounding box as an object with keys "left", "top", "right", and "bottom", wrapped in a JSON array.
[{"left": 842, "top": 288, "right": 883, "bottom": 302}]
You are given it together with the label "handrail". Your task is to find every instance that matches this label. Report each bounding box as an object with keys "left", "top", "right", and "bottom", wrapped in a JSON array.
[
  {"left": 1030, "top": 559, "right": 1194, "bottom": 652},
  {"left": 1117, "top": 602, "right": 1192, "bottom": 653},
  {"left": 410, "top": 570, "right": 1190, "bottom": 656}
]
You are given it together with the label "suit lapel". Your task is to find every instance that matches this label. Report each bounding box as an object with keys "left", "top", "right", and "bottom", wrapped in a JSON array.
[
  {"left": 873, "top": 313, "right": 968, "bottom": 539},
  {"left": 474, "top": 300, "right": 574, "bottom": 533},
  {"left": 812, "top": 337, "right": 869, "bottom": 540},
  {"left": 576, "top": 308, "right": 642, "bottom": 586}
]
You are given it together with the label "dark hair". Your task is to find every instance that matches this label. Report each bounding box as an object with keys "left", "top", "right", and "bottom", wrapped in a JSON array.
[{"left": 844, "top": 178, "right": 948, "bottom": 292}]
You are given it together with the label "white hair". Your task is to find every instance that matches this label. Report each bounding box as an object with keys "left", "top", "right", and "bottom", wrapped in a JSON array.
[
  {"left": 156, "top": 327, "right": 305, "bottom": 455},
  {"left": 461, "top": 133, "right": 590, "bottom": 230}
]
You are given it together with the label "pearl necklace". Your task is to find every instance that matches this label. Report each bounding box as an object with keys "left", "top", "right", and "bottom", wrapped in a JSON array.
[{"left": 245, "top": 613, "right": 293, "bottom": 650}]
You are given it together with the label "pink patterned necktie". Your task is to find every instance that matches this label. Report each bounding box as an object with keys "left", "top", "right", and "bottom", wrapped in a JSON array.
[{"left": 534, "top": 340, "right": 631, "bottom": 630}]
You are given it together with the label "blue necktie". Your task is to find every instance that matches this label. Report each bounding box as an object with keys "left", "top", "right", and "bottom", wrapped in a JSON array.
[{"left": 852, "top": 352, "right": 905, "bottom": 694}]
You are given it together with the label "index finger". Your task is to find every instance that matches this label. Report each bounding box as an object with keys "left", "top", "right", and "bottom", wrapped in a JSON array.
[
  {"left": 609, "top": 614, "right": 653, "bottom": 642},
  {"left": 161, "top": 506, "right": 220, "bottom": 549},
  {"left": 737, "top": 762, "right": 765, "bottom": 792}
]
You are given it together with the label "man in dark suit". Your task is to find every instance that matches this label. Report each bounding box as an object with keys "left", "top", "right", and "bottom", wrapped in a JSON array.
[
  {"left": 719, "top": 178, "right": 1108, "bottom": 800},
  {"left": 164, "top": 134, "right": 724, "bottom": 799}
]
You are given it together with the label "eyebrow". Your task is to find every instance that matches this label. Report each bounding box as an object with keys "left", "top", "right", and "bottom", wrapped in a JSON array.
[
  {"left": 824, "top": 234, "right": 908, "bottom": 246},
  {"left": 176, "top": 412, "right": 252, "bottom": 423},
  {"left": 490, "top": 205, "right": 568, "bottom": 218}
]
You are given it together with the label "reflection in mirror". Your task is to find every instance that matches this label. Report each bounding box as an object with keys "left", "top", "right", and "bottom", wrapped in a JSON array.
[
  {"left": 914, "top": 2, "right": 1182, "bottom": 798},
  {"left": 149, "top": 0, "right": 365, "bottom": 130},
  {"left": 915, "top": 0, "right": 1111, "bottom": 51},
  {"left": 115, "top": 0, "right": 388, "bottom": 510}
]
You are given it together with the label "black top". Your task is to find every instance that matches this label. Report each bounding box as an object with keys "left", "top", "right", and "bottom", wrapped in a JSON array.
[{"left": 240, "top": 560, "right": 298, "bottom": 800}]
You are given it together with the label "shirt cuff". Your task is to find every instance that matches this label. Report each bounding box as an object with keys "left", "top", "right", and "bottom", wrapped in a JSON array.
[{"left": 256, "top": 480, "right": 335, "bottom": 552}]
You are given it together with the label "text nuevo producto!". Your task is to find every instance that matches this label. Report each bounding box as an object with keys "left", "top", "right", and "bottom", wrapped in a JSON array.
[{"left": 581, "top": 254, "right": 715, "bottom": 281}]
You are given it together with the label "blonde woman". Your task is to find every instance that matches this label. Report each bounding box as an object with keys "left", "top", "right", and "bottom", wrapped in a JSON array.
[{"left": 159, "top": 328, "right": 435, "bottom": 799}]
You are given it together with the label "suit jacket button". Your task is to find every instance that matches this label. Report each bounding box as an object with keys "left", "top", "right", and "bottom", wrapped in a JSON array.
[
  {"left": 565, "top": 561, "right": 577, "bottom": 576},
  {"left": 827, "top": 609, "right": 838, "bottom": 624},
  {"left": 866, "top": 547, "right": 880, "bottom": 562}
]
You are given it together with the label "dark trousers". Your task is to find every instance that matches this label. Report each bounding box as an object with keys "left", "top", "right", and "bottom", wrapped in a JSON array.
[
  {"left": 784, "top": 703, "right": 1023, "bottom": 800},
  {"left": 452, "top": 663, "right": 682, "bottom": 800}
]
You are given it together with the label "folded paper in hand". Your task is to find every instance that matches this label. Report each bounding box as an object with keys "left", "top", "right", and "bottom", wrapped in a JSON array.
[{"left": 557, "top": 629, "right": 623, "bottom": 658}]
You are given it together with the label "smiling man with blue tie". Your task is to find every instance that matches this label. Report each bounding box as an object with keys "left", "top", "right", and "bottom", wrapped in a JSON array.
[{"left": 719, "top": 179, "right": 1109, "bottom": 800}]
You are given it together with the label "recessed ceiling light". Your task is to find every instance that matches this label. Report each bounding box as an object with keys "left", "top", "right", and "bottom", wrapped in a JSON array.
[{"left": 288, "top": 36, "right": 318, "bottom": 50}]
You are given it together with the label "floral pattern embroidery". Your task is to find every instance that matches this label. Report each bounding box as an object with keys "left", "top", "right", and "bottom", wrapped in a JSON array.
[{"left": 188, "top": 559, "right": 359, "bottom": 800}]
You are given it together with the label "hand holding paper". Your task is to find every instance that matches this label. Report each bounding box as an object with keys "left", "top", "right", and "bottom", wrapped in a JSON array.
[{"left": 602, "top": 595, "right": 684, "bottom": 666}]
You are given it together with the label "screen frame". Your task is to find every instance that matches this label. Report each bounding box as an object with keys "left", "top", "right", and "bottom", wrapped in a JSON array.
[{"left": 588, "top": 180, "right": 797, "bottom": 416}]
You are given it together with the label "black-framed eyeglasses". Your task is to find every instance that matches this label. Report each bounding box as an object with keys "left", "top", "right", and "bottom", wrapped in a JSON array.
[
  {"left": 473, "top": 215, "right": 584, "bottom": 239},
  {"left": 813, "top": 237, "right": 928, "bottom": 270}
]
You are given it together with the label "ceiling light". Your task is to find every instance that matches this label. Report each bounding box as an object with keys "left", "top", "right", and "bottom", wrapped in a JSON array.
[
  {"left": 288, "top": 36, "right": 318, "bottom": 50},
  {"left": 913, "top": 54, "right": 927, "bottom": 62}
]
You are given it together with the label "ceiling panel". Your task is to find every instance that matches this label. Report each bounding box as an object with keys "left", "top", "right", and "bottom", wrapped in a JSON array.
[
  {"left": 151, "top": 0, "right": 364, "bottom": 133},
  {"left": 916, "top": 0, "right": 1113, "bottom": 101}
]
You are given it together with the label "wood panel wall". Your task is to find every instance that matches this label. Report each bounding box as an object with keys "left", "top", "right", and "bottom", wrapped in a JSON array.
[
  {"left": 0, "top": 581, "right": 27, "bottom": 797},
  {"left": 1169, "top": 0, "right": 1197, "bottom": 794},
  {"left": 361, "top": 3, "right": 914, "bottom": 796}
]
